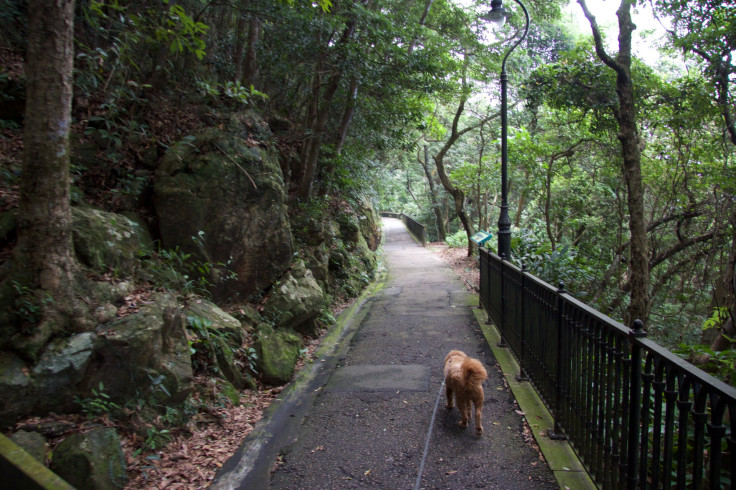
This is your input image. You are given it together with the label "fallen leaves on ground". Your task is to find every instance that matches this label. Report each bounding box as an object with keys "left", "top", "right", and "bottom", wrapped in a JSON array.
[
  {"left": 430, "top": 244, "right": 480, "bottom": 292},
  {"left": 123, "top": 388, "right": 277, "bottom": 489}
]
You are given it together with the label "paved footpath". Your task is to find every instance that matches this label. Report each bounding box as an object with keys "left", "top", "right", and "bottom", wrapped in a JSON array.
[{"left": 213, "top": 218, "right": 558, "bottom": 489}]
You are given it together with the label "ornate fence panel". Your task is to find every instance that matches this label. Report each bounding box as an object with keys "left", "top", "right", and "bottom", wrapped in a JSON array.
[{"left": 478, "top": 248, "right": 736, "bottom": 489}]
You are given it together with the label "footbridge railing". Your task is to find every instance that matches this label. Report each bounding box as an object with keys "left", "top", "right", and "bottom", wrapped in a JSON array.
[
  {"left": 380, "top": 212, "right": 426, "bottom": 246},
  {"left": 479, "top": 248, "right": 736, "bottom": 489}
]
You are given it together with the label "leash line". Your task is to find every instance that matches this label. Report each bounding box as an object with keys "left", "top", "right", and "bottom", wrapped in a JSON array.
[{"left": 414, "top": 379, "right": 445, "bottom": 490}]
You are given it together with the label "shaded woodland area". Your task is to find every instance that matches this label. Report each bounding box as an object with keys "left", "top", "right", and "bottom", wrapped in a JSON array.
[{"left": 0, "top": 0, "right": 735, "bottom": 486}]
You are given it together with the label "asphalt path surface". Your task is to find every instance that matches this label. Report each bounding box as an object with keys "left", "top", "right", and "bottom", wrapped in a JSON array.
[{"left": 215, "top": 218, "right": 558, "bottom": 489}]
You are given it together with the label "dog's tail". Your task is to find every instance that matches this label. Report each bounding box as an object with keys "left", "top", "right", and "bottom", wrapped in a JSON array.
[{"left": 462, "top": 358, "right": 488, "bottom": 383}]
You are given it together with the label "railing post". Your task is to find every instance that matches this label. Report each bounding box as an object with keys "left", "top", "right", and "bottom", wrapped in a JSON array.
[
  {"left": 498, "top": 253, "right": 508, "bottom": 348},
  {"left": 516, "top": 263, "right": 529, "bottom": 381},
  {"left": 549, "top": 281, "right": 567, "bottom": 440},
  {"left": 627, "top": 319, "right": 646, "bottom": 488}
]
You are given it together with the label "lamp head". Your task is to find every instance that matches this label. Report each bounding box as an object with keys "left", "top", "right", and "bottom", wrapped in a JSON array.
[{"left": 487, "top": 0, "right": 511, "bottom": 29}]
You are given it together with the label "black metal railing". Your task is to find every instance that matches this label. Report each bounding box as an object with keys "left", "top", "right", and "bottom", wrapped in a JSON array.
[
  {"left": 479, "top": 248, "right": 736, "bottom": 489},
  {"left": 400, "top": 213, "right": 426, "bottom": 245}
]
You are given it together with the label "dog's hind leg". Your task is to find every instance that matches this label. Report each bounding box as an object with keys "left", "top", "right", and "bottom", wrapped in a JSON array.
[
  {"left": 474, "top": 398, "right": 484, "bottom": 435},
  {"left": 458, "top": 399, "right": 469, "bottom": 427},
  {"left": 446, "top": 385, "right": 455, "bottom": 409}
]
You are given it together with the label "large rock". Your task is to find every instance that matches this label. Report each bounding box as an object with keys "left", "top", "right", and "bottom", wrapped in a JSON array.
[
  {"left": 255, "top": 328, "right": 302, "bottom": 385},
  {"left": 356, "top": 197, "right": 382, "bottom": 252},
  {"left": 185, "top": 299, "right": 249, "bottom": 388},
  {"left": 72, "top": 206, "right": 152, "bottom": 276},
  {"left": 327, "top": 218, "right": 377, "bottom": 298},
  {"left": 80, "top": 294, "right": 192, "bottom": 406},
  {"left": 32, "top": 332, "right": 98, "bottom": 413},
  {"left": 262, "top": 261, "right": 324, "bottom": 333},
  {"left": 51, "top": 428, "right": 127, "bottom": 490},
  {"left": 186, "top": 299, "right": 244, "bottom": 345},
  {"left": 154, "top": 119, "right": 293, "bottom": 302},
  {"left": 9, "top": 430, "right": 47, "bottom": 463},
  {"left": 0, "top": 352, "right": 34, "bottom": 428}
]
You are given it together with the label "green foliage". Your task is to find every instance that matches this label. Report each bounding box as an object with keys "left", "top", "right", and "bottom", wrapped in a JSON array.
[
  {"left": 143, "top": 232, "right": 237, "bottom": 300},
  {"left": 11, "top": 281, "right": 54, "bottom": 326},
  {"left": 156, "top": 3, "right": 209, "bottom": 60},
  {"left": 147, "top": 373, "right": 171, "bottom": 399},
  {"left": 445, "top": 229, "right": 468, "bottom": 249},
  {"left": 132, "top": 426, "right": 172, "bottom": 457},
  {"left": 186, "top": 315, "right": 258, "bottom": 376},
  {"left": 674, "top": 344, "right": 736, "bottom": 385},
  {"left": 223, "top": 82, "right": 268, "bottom": 105},
  {"left": 511, "top": 225, "right": 592, "bottom": 290},
  {"left": 195, "top": 80, "right": 269, "bottom": 106},
  {"left": 186, "top": 315, "right": 226, "bottom": 373},
  {"left": 0, "top": 0, "right": 25, "bottom": 49},
  {"left": 74, "top": 382, "right": 121, "bottom": 418},
  {"left": 242, "top": 346, "right": 258, "bottom": 375},
  {"left": 702, "top": 307, "right": 730, "bottom": 333}
]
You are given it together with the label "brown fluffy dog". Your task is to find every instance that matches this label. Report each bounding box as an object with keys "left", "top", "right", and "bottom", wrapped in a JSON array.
[{"left": 444, "top": 350, "right": 488, "bottom": 435}]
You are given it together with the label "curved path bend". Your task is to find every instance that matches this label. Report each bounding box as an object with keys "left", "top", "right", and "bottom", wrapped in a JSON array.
[{"left": 213, "top": 218, "right": 558, "bottom": 489}]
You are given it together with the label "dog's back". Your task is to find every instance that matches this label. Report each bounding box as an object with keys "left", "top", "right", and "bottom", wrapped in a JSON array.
[{"left": 444, "top": 350, "right": 488, "bottom": 435}]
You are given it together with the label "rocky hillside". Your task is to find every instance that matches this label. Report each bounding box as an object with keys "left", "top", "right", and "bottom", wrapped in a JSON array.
[{"left": 0, "top": 98, "right": 381, "bottom": 487}]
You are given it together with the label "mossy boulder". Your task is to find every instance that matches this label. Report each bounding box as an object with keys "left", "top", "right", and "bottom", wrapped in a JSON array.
[
  {"left": 0, "top": 352, "right": 34, "bottom": 427},
  {"left": 262, "top": 261, "right": 324, "bottom": 333},
  {"left": 255, "top": 329, "right": 302, "bottom": 385},
  {"left": 9, "top": 430, "right": 47, "bottom": 463},
  {"left": 32, "top": 332, "right": 99, "bottom": 413},
  {"left": 79, "top": 294, "right": 192, "bottom": 406},
  {"left": 356, "top": 197, "right": 381, "bottom": 252},
  {"left": 154, "top": 119, "right": 293, "bottom": 302},
  {"left": 50, "top": 428, "right": 127, "bottom": 490},
  {"left": 186, "top": 300, "right": 245, "bottom": 345},
  {"left": 72, "top": 206, "right": 152, "bottom": 276}
]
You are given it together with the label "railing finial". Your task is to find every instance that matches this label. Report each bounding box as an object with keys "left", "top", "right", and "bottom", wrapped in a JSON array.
[{"left": 630, "top": 319, "right": 646, "bottom": 338}]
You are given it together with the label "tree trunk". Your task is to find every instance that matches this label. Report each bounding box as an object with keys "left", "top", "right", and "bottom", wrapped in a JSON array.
[
  {"left": 419, "top": 145, "right": 446, "bottom": 241},
  {"left": 10, "top": 0, "right": 78, "bottom": 355},
  {"left": 433, "top": 96, "right": 473, "bottom": 255},
  {"left": 233, "top": 4, "right": 248, "bottom": 84},
  {"left": 407, "top": 0, "right": 434, "bottom": 55},
  {"left": 709, "top": 207, "right": 736, "bottom": 350},
  {"left": 579, "top": 0, "right": 649, "bottom": 325},
  {"left": 243, "top": 16, "right": 260, "bottom": 88},
  {"left": 334, "top": 76, "right": 359, "bottom": 155},
  {"left": 297, "top": 19, "right": 357, "bottom": 200}
]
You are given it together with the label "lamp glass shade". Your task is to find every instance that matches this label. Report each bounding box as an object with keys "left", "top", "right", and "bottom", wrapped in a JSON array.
[
  {"left": 487, "top": 11, "right": 507, "bottom": 28},
  {"left": 486, "top": 5, "right": 509, "bottom": 29}
]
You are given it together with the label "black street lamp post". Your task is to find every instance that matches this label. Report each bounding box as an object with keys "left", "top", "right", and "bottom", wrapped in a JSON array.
[{"left": 487, "top": 0, "right": 529, "bottom": 259}]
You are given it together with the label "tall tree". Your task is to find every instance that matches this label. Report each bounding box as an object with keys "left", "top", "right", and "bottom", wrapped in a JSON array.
[
  {"left": 3, "top": 0, "right": 80, "bottom": 356},
  {"left": 419, "top": 145, "right": 447, "bottom": 241},
  {"left": 578, "top": 0, "right": 649, "bottom": 325},
  {"left": 433, "top": 69, "right": 500, "bottom": 256}
]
